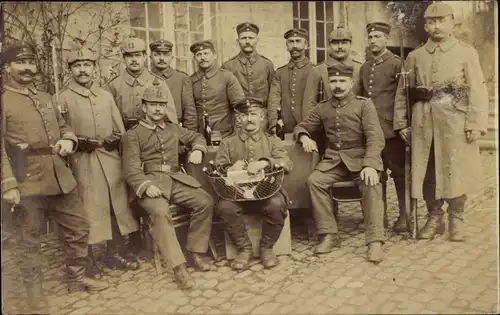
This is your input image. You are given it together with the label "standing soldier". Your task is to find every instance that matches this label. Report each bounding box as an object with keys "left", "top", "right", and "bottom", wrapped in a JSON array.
[
  {"left": 355, "top": 22, "right": 407, "bottom": 233},
  {"left": 222, "top": 22, "right": 275, "bottom": 106},
  {"left": 122, "top": 83, "right": 214, "bottom": 289},
  {"left": 294, "top": 64, "right": 386, "bottom": 263},
  {"left": 1, "top": 43, "right": 108, "bottom": 312},
  {"left": 268, "top": 28, "right": 314, "bottom": 134},
  {"left": 302, "top": 27, "right": 363, "bottom": 112},
  {"left": 58, "top": 47, "right": 140, "bottom": 278},
  {"left": 190, "top": 40, "right": 245, "bottom": 140},
  {"left": 107, "top": 37, "right": 178, "bottom": 258},
  {"left": 149, "top": 39, "right": 197, "bottom": 131},
  {"left": 214, "top": 97, "right": 293, "bottom": 271},
  {"left": 394, "top": 2, "right": 488, "bottom": 241}
]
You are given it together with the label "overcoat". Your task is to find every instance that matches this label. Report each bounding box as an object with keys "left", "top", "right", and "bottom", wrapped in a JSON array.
[
  {"left": 393, "top": 36, "right": 489, "bottom": 199},
  {"left": 58, "top": 80, "right": 138, "bottom": 243}
]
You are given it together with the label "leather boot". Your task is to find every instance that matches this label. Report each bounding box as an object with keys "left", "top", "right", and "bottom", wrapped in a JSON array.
[
  {"left": 260, "top": 248, "right": 278, "bottom": 269},
  {"left": 105, "top": 239, "right": 140, "bottom": 271},
  {"left": 225, "top": 219, "right": 253, "bottom": 270},
  {"left": 173, "top": 263, "right": 195, "bottom": 290},
  {"left": 86, "top": 246, "right": 104, "bottom": 280},
  {"left": 314, "top": 233, "right": 341, "bottom": 254},
  {"left": 417, "top": 215, "right": 445, "bottom": 240},
  {"left": 449, "top": 214, "right": 466, "bottom": 242},
  {"left": 23, "top": 268, "right": 48, "bottom": 313},
  {"left": 231, "top": 248, "right": 253, "bottom": 270},
  {"left": 190, "top": 252, "right": 211, "bottom": 272},
  {"left": 367, "top": 241, "right": 384, "bottom": 263},
  {"left": 392, "top": 180, "right": 409, "bottom": 233},
  {"left": 67, "top": 265, "right": 109, "bottom": 293}
]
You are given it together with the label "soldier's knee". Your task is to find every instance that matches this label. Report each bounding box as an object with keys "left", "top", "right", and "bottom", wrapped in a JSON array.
[
  {"left": 215, "top": 200, "right": 238, "bottom": 217},
  {"left": 307, "top": 171, "right": 324, "bottom": 189},
  {"left": 199, "top": 191, "right": 215, "bottom": 210}
]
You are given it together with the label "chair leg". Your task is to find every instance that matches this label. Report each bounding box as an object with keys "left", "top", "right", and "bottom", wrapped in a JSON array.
[
  {"left": 382, "top": 181, "right": 388, "bottom": 228},
  {"left": 208, "top": 238, "right": 219, "bottom": 262},
  {"left": 333, "top": 200, "right": 339, "bottom": 221}
]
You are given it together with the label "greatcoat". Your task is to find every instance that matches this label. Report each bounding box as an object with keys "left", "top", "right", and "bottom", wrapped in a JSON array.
[
  {"left": 393, "top": 36, "right": 489, "bottom": 200},
  {"left": 58, "top": 80, "right": 138, "bottom": 243}
]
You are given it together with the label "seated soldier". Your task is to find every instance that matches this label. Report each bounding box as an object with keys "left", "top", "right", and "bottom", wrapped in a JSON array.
[
  {"left": 294, "top": 64, "right": 386, "bottom": 263},
  {"left": 214, "top": 97, "right": 293, "bottom": 270},
  {"left": 121, "top": 83, "right": 214, "bottom": 290}
]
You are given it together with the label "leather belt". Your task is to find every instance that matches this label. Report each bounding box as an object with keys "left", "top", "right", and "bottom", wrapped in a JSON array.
[
  {"left": 329, "top": 140, "right": 364, "bottom": 150},
  {"left": 143, "top": 163, "right": 180, "bottom": 173}
]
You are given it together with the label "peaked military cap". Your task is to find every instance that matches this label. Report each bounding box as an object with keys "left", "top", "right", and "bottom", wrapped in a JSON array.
[
  {"left": 1, "top": 42, "right": 36, "bottom": 63},
  {"left": 424, "top": 2, "right": 454, "bottom": 18},
  {"left": 236, "top": 22, "right": 260, "bottom": 35},
  {"left": 328, "top": 27, "right": 353, "bottom": 42},
  {"left": 121, "top": 37, "right": 146, "bottom": 54},
  {"left": 190, "top": 40, "right": 215, "bottom": 54},
  {"left": 67, "top": 47, "right": 97, "bottom": 65},
  {"left": 142, "top": 78, "right": 170, "bottom": 103},
  {"left": 284, "top": 28, "right": 309, "bottom": 40},
  {"left": 327, "top": 63, "right": 354, "bottom": 78},
  {"left": 366, "top": 21, "right": 391, "bottom": 35},
  {"left": 149, "top": 39, "right": 174, "bottom": 52},
  {"left": 234, "top": 97, "right": 265, "bottom": 113}
]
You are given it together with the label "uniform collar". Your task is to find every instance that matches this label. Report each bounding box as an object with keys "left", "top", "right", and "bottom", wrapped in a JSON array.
[
  {"left": 370, "top": 49, "right": 393, "bottom": 66},
  {"left": 4, "top": 83, "right": 38, "bottom": 96},
  {"left": 68, "top": 79, "right": 99, "bottom": 97},
  {"left": 324, "top": 56, "right": 354, "bottom": 67},
  {"left": 288, "top": 57, "right": 310, "bottom": 69},
  {"left": 152, "top": 66, "right": 174, "bottom": 79},
  {"left": 192, "top": 65, "right": 220, "bottom": 82},
  {"left": 424, "top": 35, "right": 458, "bottom": 53},
  {"left": 124, "top": 68, "right": 149, "bottom": 86},
  {"left": 139, "top": 119, "right": 165, "bottom": 130},
  {"left": 238, "top": 129, "right": 263, "bottom": 141},
  {"left": 331, "top": 92, "right": 355, "bottom": 108},
  {"left": 238, "top": 51, "right": 258, "bottom": 65}
]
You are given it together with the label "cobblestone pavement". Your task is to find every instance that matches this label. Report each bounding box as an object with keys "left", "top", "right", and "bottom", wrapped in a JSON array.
[{"left": 2, "top": 152, "right": 499, "bottom": 315}]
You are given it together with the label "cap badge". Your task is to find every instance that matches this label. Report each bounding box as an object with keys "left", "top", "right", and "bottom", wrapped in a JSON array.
[{"left": 127, "top": 41, "right": 134, "bottom": 48}]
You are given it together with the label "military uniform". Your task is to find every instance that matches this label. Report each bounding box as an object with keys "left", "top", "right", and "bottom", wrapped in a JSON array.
[
  {"left": 150, "top": 39, "right": 197, "bottom": 130},
  {"left": 215, "top": 97, "right": 292, "bottom": 269},
  {"left": 393, "top": 3, "right": 489, "bottom": 241},
  {"left": 294, "top": 64, "right": 385, "bottom": 261},
  {"left": 355, "top": 22, "right": 407, "bottom": 231},
  {"left": 222, "top": 23, "right": 275, "bottom": 105},
  {"left": 122, "top": 84, "right": 214, "bottom": 288},
  {"left": 190, "top": 40, "right": 245, "bottom": 137},
  {"left": 1, "top": 43, "right": 107, "bottom": 310},
  {"left": 268, "top": 28, "right": 314, "bottom": 132}
]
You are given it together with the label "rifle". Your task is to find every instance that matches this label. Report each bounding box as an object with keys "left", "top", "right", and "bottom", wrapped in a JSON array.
[{"left": 397, "top": 34, "right": 418, "bottom": 240}]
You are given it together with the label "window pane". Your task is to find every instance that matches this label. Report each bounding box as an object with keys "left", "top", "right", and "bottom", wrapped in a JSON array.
[
  {"left": 129, "top": 3, "right": 145, "bottom": 28},
  {"left": 174, "top": 3, "right": 188, "bottom": 30},
  {"left": 176, "top": 58, "right": 189, "bottom": 73},
  {"left": 317, "top": 49, "right": 325, "bottom": 63},
  {"left": 149, "top": 31, "right": 163, "bottom": 42},
  {"left": 293, "top": 2, "right": 298, "bottom": 18},
  {"left": 147, "top": 3, "right": 163, "bottom": 29},
  {"left": 293, "top": 19, "right": 298, "bottom": 29},
  {"left": 133, "top": 29, "right": 147, "bottom": 43},
  {"left": 190, "top": 2, "right": 203, "bottom": 8},
  {"left": 301, "top": 21, "right": 309, "bottom": 40},
  {"left": 189, "top": 6, "right": 204, "bottom": 32},
  {"left": 326, "top": 23, "right": 334, "bottom": 37},
  {"left": 191, "top": 32, "right": 204, "bottom": 44},
  {"left": 316, "top": 22, "right": 325, "bottom": 48},
  {"left": 316, "top": 1, "right": 324, "bottom": 21},
  {"left": 326, "top": 2, "right": 334, "bottom": 22},
  {"left": 299, "top": 2, "right": 308, "bottom": 19},
  {"left": 305, "top": 49, "right": 310, "bottom": 59},
  {"left": 175, "top": 31, "right": 189, "bottom": 57}
]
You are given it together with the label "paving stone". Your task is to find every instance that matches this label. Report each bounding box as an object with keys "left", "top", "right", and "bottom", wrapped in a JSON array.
[
  {"left": 191, "top": 297, "right": 207, "bottom": 306},
  {"left": 251, "top": 302, "right": 281, "bottom": 315}
]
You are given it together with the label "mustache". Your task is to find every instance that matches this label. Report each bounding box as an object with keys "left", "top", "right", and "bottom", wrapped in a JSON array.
[
  {"left": 333, "top": 88, "right": 345, "bottom": 93},
  {"left": 290, "top": 48, "right": 301, "bottom": 52},
  {"left": 77, "top": 72, "right": 90, "bottom": 77},
  {"left": 19, "top": 69, "right": 36, "bottom": 76}
]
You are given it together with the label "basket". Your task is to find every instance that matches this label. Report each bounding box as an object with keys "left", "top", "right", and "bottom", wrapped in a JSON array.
[{"left": 206, "top": 166, "right": 285, "bottom": 201}]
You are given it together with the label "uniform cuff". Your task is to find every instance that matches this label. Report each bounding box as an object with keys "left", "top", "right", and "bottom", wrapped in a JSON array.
[
  {"left": 136, "top": 180, "right": 153, "bottom": 197},
  {"left": 2, "top": 178, "right": 18, "bottom": 194},
  {"left": 192, "top": 144, "right": 207, "bottom": 155}
]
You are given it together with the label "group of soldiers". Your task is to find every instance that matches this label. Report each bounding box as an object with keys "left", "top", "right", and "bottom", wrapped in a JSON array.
[{"left": 1, "top": 2, "right": 488, "bottom": 312}]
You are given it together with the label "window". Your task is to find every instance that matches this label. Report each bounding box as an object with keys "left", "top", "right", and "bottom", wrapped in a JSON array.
[
  {"left": 292, "top": 2, "right": 339, "bottom": 64},
  {"left": 128, "top": 2, "right": 212, "bottom": 74}
]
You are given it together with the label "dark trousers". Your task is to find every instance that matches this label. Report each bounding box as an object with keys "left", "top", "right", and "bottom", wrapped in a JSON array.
[
  {"left": 137, "top": 181, "right": 214, "bottom": 269},
  {"left": 13, "top": 189, "right": 89, "bottom": 277},
  {"left": 307, "top": 162, "right": 385, "bottom": 245},
  {"left": 216, "top": 192, "right": 288, "bottom": 249},
  {"left": 423, "top": 143, "right": 467, "bottom": 217},
  {"left": 382, "top": 136, "right": 407, "bottom": 213}
]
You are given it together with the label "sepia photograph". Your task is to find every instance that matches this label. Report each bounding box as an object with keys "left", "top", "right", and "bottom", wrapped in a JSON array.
[{"left": 0, "top": 1, "right": 498, "bottom": 314}]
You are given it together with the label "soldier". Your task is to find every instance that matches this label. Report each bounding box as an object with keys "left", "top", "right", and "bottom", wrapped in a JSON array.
[
  {"left": 355, "top": 22, "right": 407, "bottom": 233},
  {"left": 121, "top": 83, "right": 215, "bottom": 290},
  {"left": 302, "top": 27, "right": 363, "bottom": 112},
  {"left": 190, "top": 40, "right": 245, "bottom": 139},
  {"left": 294, "top": 64, "right": 386, "bottom": 263},
  {"left": 393, "top": 2, "right": 489, "bottom": 241},
  {"left": 58, "top": 47, "right": 140, "bottom": 278},
  {"left": 1, "top": 42, "right": 108, "bottom": 311},
  {"left": 149, "top": 39, "right": 197, "bottom": 130},
  {"left": 222, "top": 22, "right": 275, "bottom": 106},
  {"left": 214, "top": 97, "right": 293, "bottom": 270},
  {"left": 268, "top": 28, "right": 314, "bottom": 134},
  {"left": 107, "top": 37, "right": 178, "bottom": 258}
]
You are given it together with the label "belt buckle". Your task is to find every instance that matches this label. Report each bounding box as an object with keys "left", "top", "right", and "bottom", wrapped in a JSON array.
[{"left": 160, "top": 165, "right": 171, "bottom": 172}]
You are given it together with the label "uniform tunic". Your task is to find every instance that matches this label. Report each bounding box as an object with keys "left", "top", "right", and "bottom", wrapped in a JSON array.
[
  {"left": 222, "top": 52, "right": 275, "bottom": 105},
  {"left": 59, "top": 80, "right": 138, "bottom": 244},
  {"left": 268, "top": 58, "right": 313, "bottom": 132},
  {"left": 393, "top": 36, "right": 489, "bottom": 200},
  {"left": 190, "top": 65, "right": 245, "bottom": 137},
  {"left": 152, "top": 66, "right": 197, "bottom": 130},
  {"left": 107, "top": 69, "right": 178, "bottom": 124}
]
